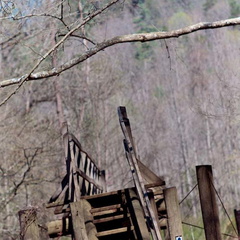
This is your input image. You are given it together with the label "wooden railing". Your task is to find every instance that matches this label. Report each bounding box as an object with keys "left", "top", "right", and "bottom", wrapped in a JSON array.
[{"left": 48, "top": 124, "right": 105, "bottom": 207}]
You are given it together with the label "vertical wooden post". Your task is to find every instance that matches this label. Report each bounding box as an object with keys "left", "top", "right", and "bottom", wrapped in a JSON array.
[
  {"left": 196, "top": 165, "right": 222, "bottom": 240},
  {"left": 234, "top": 209, "right": 240, "bottom": 239},
  {"left": 163, "top": 187, "right": 183, "bottom": 240},
  {"left": 19, "top": 208, "right": 40, "bottom": 240},
  {"left": 127, "top": 189, "right": 151, "bottom": 240},
  {"left": 70, "top": 201, "right": 89, "bottom": 240}
]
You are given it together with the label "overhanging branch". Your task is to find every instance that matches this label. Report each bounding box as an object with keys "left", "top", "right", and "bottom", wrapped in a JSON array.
[
  {"left": 0, "top": 0, "right": 120, "bottom": 106},
  {"left": 0, "top": 16, "right": 240, "bottom": 96}
]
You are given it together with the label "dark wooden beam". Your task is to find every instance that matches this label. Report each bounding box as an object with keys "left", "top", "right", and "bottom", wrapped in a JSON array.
[
  {"left": 196, "top": 165, "right": 222, "bottom": 240},
  {"left": 234, "top": 209, "right": 240, "bottom": 239}
]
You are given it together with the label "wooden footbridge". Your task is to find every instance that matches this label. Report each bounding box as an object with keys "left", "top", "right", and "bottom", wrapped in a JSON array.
[{"left": 19, "top": 106, "right": 239, "bottom": 240}]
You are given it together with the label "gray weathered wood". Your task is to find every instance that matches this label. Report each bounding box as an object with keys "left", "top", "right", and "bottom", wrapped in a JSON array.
[
  {"left": 19, "top": 208, "right": 40, "bottom": 240},
  {"left": 163, "top": 187, "right": 183, "bottom": 240},
  {"left": 70, "top": 200, "right": 98, "bottom": 240},
  {"left": 70, "top": 201, "right": 89, "bottom": 240},
  {"left": 137, "top": 160, "right": 165, "bottom": 186},
  {"left": 47, "top": 218, "right": 70, "bottom": 236},
  {"left": 118, "top": 106, "right": 162, "bottom": 240},
  {"left": 83, "top": 199, "right": 98, "bottom": 240},
  {"left": 196, "top": 165, "right": 222, "bottom": 240}
]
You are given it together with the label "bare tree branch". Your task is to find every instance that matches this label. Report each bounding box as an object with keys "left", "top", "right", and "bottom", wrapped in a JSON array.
[
  {"left": 58, "top": 33, "right": 96, "bottom": 45},
  {"left": 0, "top": 10, "right": 240, "bottom": 105},
  {"left": 0, "top": 148, "right": 42, "bottom": 211},
  {"left": 0, "top": 0, "right": 120, "bottom": 106}
]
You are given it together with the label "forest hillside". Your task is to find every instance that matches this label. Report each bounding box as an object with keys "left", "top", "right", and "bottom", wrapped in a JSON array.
[{"left": 1, "top": 0, "right": 240, "bottom": 239}]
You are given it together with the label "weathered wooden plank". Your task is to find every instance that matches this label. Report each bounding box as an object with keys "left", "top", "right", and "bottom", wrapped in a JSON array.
[
  {"left": 96, "top": 226, "right": 134, "bottom": 237},
  {"left": 81, "top": 190, "right": 119, "bottom": 200},
  {"left": 148, "top": 190, "right": 161, "bottom": 231},
  {"left": 76, "top": 168, "right": 103, "bottom": 191},
  {"left": 92, "top": 208, "right": 123, "bottom": 217},
  {"left": 68, "top": 157, "right": 73, "bottom": 201},
  {"left": 83, "top": 199, "right": 98, "bottom": 240},
  {"left": 196, "top": 165, "right": 222, "bottom": 240},
  {"left": 93, "top": 214, "right": 129, "bottom": 224},
  {"left": 90, "top": 204, "right": 121, "bottom": 214},
  {"left": 48, "top": 181, "right": 68, "bottom": 205},
  {"left": 163, "top": 187, "right": 183, "bottom": 240},
  {"left": 138, "top": 160, "right": 165, "bottom": 186},
  {"left": 47, "top": 218, "right": 70, "bottom": 236},
  {"left": 53, "top": 206, "right": 70, "bottom": 215},
  {"left": 70, "top": 141, "right": 81, "bottom": 201},
  {"left": 70, "top": 201, "right": 88, "bottom": 240},
  {"left": 145, "top": 182, "right": 165, "bottom": 189},
  {"left": 19, "top": 208, "right": 40, "bottom": 240}
]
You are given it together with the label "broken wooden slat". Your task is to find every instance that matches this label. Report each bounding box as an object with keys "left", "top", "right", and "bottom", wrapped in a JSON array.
[{"left": 148, "top": 190, "right": 161, "bottom": 232}]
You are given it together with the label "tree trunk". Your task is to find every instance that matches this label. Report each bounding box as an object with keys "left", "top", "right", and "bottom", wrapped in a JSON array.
[{"left": 19, "top": 208, "right": 40, "bottom": 240}]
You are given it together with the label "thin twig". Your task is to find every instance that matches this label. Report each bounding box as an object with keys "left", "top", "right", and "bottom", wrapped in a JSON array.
[{"left": 0, "top": 0, "right": 120, "bottom": 106}]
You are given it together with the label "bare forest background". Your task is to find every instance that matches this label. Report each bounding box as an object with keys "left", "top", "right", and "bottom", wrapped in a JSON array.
[{"left": 1, "top": 0, "right": 240, "bottom": 239}]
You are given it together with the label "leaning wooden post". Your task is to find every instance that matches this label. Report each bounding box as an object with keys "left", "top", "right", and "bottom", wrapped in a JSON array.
[
  {"left": 196, "top": 165, "right": 222, "bottom": 240},
  {"left": 19, "top": 208, "right": 40, "bottom": 240},
  {"left": 163, "top": 187, "right": 183, "bottom": 240},
  {"left": 234, "top": 209, "right": 240, "bottom": 239}
]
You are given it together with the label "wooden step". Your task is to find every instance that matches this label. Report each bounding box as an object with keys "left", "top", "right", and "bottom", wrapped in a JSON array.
[
  {"left": 90, "top": 204, "right": 122, "bottom": 214},
  {"left": 93, "top": 213, "right": 130, "bottom": 224},
  {"left": 96, "top": 226, "right": 134, "bottom": 237},
  {"left": 92, "top": 208, "right": 123, "bottom": 217},
  {"left": 81, "top": 190, "right": 124, "bottom": 208}
]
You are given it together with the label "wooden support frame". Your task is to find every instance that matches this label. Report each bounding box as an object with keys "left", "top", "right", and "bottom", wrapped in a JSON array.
[
  {"left": 70, "top": 200, "right": 98, "bottom": 240},
  {"left": 163, "top": 187, "right": 183, "bottom": 240},
  {"left": 48, "top": 126, "right": 106, "bottom": 213},
  {"left": 70, "top": 201, "right": 89, "bottom": 240},
  {"left": 126, "top": 189, "right": 151, "bottom": 240},
  {"left": 196, "top": 165, "right": 222, "bottom": 240}
]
